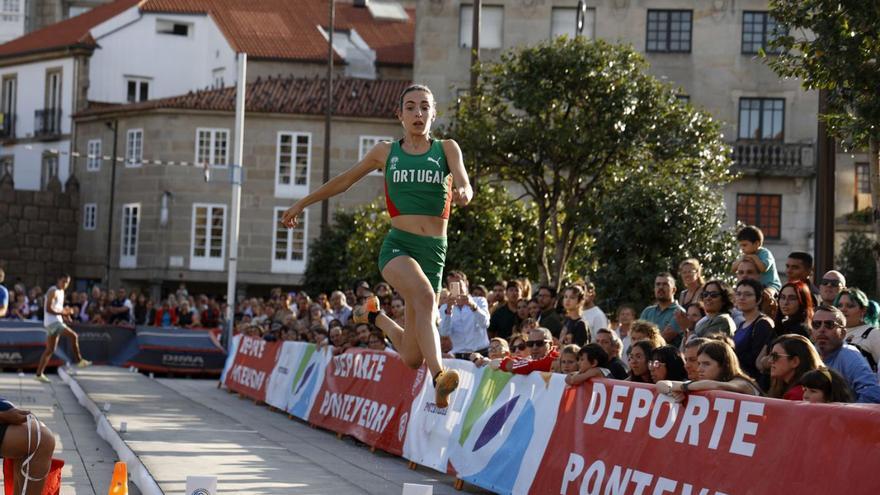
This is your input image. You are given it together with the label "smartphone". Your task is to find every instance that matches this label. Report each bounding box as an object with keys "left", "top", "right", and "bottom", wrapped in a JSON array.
[{"left": 450, "top": 281, "right": 462, "bottom": 297}]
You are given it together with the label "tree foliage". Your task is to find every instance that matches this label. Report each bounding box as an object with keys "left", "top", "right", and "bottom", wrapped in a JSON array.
[
  {"left": 836, "top": 232, "right": 878, "bottom": 300},
  {"left": 447, "top": 37, "right": 735, "bottom": 291}
]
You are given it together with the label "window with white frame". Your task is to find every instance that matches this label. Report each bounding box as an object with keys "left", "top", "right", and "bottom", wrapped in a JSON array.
[
  {"left": 190, "top": 203, "right": 226, "bottom": 271},
  {"left": 460, "top": 5, "right": 503, "bottom": 49},
  {"left": 275, "top": 131, "right": 310, "bottom": 198},
  {"left": 126, "top": 77, "right": 150, "bottom": 102},
  {"left": 212, "top": 68, "right": 225, "bottom": 89},
  {"left": 120, "top": 203, "right": 139, "bottom": 268},
  {"left": 83, "top": 203, "right": 97, "bottom": 230},
  {"left": 195, "top": 128, "right": 229, "bottom": 167},
  {"left": 272, "top": 207, "right": 307, "bottom": 273},
  {"left": 40, "top": 154, "right": 58, "bottom": 190},
  {"left": 551, "top": 7, "right": 594, "bottom": 40},
  {"left": 86, "top": 139, "right": 101, "bottom": 171},
  {"left": 126, "top": 129, "right": 142, "bottom": 167},
  {"left": 360, "top": 135, "right": 392, "bottom": 176},
  {"left": 1, "top": 1, "right": 22, "bottom": 22}
]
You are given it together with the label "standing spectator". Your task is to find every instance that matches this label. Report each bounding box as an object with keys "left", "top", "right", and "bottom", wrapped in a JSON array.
[
  {"left": 470, "top": 284, "right": 488, "bottom": 299},
  {"left": 327, "top": 291, "right": 352, "bottom": 326},
  {"left": 536, "top": 286, "right": 562, "bottom": 337},
  {"left": 153, "top": 298, "right": 178, "bottom": 327},
  {"left": 389, "top": 295, "right": 406, "bottom": 328},
  {"left": 108, "top": 288, "right": 132, "bottom": 325},
  {"left": 733, "top": 279, "right": 775, "bottom": 381},
  {"left": 439, "top": 283, "right": 490, "bottom": 360},
  {"left": 500, "top": 327, "right": 558, "bottom": 374},
  {"left": 640, "top": 273, "right": 684, "bottom": 347},
  {"left": 595, "top": 328, "right": 628, "bottom": 379},
  {"left": 629, "top": 320, "right": 666, "bottom": 349},
  {"left": 487, "top": 281, "right": 522, "bottom": 340},
  {"left": 810, "top": 304, "right": 880, "bottom": 403},
  {"left": 693, "top": 280, "right": 736, "bottom": 338},
  {"left": 178, "top": 301, "right": 195, "bottom": 327},
  {"left": 773, "top": 281, "right": 813, "bottom": 338},
  {"left": 819, "top": 270, "right": 846, "bottom": 305},
  {"left": 677, "top": 259, "right": 705, "bottom": 308},
  {"left": 560, "top": 285, "right": 590, "bottom": 346},
  {"left": 626, "top": 340, "right": 655, "bottom": 383},
  {"left": 516, "top": 300, "right": 530, "bottom": 322},
  {"left": 614, "top": 304, "right": 636, "bottom": 353},
  {"left": 315, "top": 292, "right": 331, "bottom": 312},
  {"left": 367, "top": 329, "right": 390, "bottom": 351},
  {"left": 682, "top": 337, "right": 709, "bottom": 381},
  {"left": 487, "top": 281, "right": 506, "bottom": 315},
  {"left": 527, "top": 299, "right": 542, "bottom": 320},
  {"left": 0, "top": 268, "right": 7, "bottom": 318},
  {"left": 836, "top": 287, "right": 880, "bottom": 369},
  {"left": 786, "top": 252, "right": 819, "bottom": 300},
  {"left": 767, "top": 334, "right": 822, "bottom": 400},
  {"left": 580, "top": 281, "right": 608, "bottom": 342},
  {"left": 354, "top": 322, "right": 371, "bottom": 348},
  {"left": 11, "top": 284, "right": 29, "bottom": 320},
  {"left": 133, "top": 293, "right": 149, "bottom": 325},
  {"left": 731, "top": 225, "right": 782, "bottom": 292},
  {"left": 557, "top": 344, "right": 581, "bottom": 374}
]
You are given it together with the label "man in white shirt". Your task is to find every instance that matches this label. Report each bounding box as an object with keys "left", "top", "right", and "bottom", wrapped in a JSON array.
[
  {"left": 439, "top": 271, "right": 490, "bottom": 359},
  {"left": 36, "top": 274, "right": 91, "bottom": 382},
  {"left": 580, "top": 281, "right": 609, "bottom": 342},
  {"left": 326, "top": 290, "right": 352, "bottom": 326}
]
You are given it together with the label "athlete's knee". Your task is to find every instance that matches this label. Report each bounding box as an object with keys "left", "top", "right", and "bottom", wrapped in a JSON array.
[
  {"left": 402, "top": 355, "right": 423, "bottom": 369},
  {"left": 407, "top": 288, "right": 435, "bottom": 310},
  {"left": 37, "top": 425, "right": 55, "bottom": 455}
]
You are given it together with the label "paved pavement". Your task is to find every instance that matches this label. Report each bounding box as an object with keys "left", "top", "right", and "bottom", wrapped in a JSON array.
[
  {"left": 64, "top": 366, "right": 491, "bottom": 495},
  {"left": 0, "top": 370, "right": 141, "bottom": 495}
]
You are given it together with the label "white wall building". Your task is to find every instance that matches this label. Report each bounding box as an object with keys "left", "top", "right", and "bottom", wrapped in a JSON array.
[{"left": 0, "top": 0, "right": 25, "bottom": 43}]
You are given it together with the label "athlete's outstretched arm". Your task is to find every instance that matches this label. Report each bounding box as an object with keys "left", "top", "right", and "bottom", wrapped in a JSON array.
[
  {"left": 281, "top": 141, "right": 390, "bottom": 228},
  {"left": 442, "top": 139, "right": 473, "bottom": 207}
]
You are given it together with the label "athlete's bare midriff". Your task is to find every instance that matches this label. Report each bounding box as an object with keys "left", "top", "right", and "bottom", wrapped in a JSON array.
[{"left": 391, "top": 215, "right": 447, "bottom": 237}]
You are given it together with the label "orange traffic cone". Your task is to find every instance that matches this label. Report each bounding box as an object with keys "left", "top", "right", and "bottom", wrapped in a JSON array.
[{"left": 107, "top": 461, "right": 128, "bottom": 495}]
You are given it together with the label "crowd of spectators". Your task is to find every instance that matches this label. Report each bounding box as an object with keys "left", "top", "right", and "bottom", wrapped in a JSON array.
[{"left": 2, "top": 224, "right": 879, "bottom": 405}]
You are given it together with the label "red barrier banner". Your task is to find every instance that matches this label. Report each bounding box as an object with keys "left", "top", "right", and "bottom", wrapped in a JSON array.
[
  {"left": 224, "top": 336, "right": 281, "bottom": 402},
  {"left": 530, "top": 379, "right": 880, "bottom": 495},
  {"left": 308, "top": 349, "right": 425, "bottom": 455}
]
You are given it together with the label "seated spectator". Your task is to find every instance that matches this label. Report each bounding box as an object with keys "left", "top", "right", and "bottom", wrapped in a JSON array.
[
  {"left": 649, "top": 345, "right": 688, "bottom": 383},
  {"left": 694, "top": 280, "right": 736, "bottom": 338},
  {"left": 500, "top": 327, "right": 558, "bottom": 374},
  {"left": 773, "top": 281, "right": 813, "bottom": 338},
  {"left": 630, "top": 320, "right": 666, "bottom": 349},
  {"left": 682, "top": 337, "right": 708, "bottom": 381},
  {"left": 655, "top": 340, "right": 763, "bottom": 398},
  {"left": 354, "top": 323, "right": 371, "bottom": 348},
  {"left": 677, "top": 258, "right": 705, "bottom": 308},
  {"left": 640, "top": 272, "right": 684, "bottom": 347},
  {"left": 800, "top": 367, "right": 854, "bottom": 404},
  {"left": 836, "top": 287, "right": 880, "bottom": 369},
  {"left": 767, "top": 334, "right": 822, "bottom": 400},
  {"left": 471, "top": 337, "right": 510, "bottom": 367},
  {"left": 560, "top": 285, "right": 590, "bottom": 346},
  {"left": 580, "top": 281, "right": 609, "bottom": 342},
  {"left": 595, "top": 328, "right": 629, "bottom": 379},
  {"left": 557, "top": 344, "right": 581, "bottom": 374},
  {"left": 819, "top": 270, "right": 846, "bottom": 305},
  {"left": 536, "top": 286, "right": 562, "bottom": 337},
  {"left": 565, "top": 344, "right": 611, "bottom": 385},
  {"left": 733, "top": 279, "right": 775, "bottom": 381},
  {"left": 626, "top": 340, "right": 655, "bottom": 383},
  {"left": 811, "top": 304, "right": 880, "bottom": 403}
]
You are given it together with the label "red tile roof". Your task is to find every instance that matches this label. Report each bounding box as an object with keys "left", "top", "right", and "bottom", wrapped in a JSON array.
[
  {"left": 141, "top": 0, "right": 415, "bottom": 66},
  {"left": 0, "top": 0, "right": 414, "bottom": 66},
  {"left": 76, "top": 76, "right": 411, "bottom": 119},
  {"left": 0, "top": 0, "right": 140, "bottom": 58}
]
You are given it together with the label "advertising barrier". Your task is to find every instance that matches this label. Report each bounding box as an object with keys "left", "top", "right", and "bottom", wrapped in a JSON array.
[
  {"left": 224, "top": 336, "right": 281, "bottom": 402},
  {"left": 126, "top": 326, "right": 227, "bottom": 374},
  {"left": 0, "top": 321, "right": 63, "bottom": 368},
  {"left": 220, "top": 344, "right": 880, "bottom": 495}
]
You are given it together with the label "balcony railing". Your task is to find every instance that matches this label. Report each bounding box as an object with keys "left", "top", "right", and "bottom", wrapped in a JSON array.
[
  {"left": 0, "top": 112, "right": 13, "bottom": 139},
  {"left": 731, "top": 140, "right": 815, "bottom": 177},
  {"left": 34, "top": 108, "right": 62, "bottom": 138}
]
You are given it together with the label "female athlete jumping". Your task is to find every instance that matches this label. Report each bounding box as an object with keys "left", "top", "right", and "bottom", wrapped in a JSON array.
[{"left": 281, "top": 84, "right": 473, "bottom": 408}]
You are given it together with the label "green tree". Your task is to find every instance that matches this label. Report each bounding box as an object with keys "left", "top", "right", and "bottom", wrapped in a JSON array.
[
  {"left": 591, "top": 173, "right": 738, "bottom": 310},
  {"left": 767, "top": 0, "right": 880, "bottom": 293},
  {"left": 836, "top": 232, "right": 878, "bottom": 300},
  {"left": 448, "top": 37, "right": 734, "bottom": 290},
  {"left": 302, "top": 210, "right": 360, "bottom": 295}
]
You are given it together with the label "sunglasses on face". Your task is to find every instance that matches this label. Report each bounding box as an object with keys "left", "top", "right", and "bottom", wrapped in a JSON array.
[
  {"left": 820, "top": 279, "right": 842, "bottom": 287},
  {"left": 811, "top": 320, "right": 839, "bottom": 330},
  {"left": 768, "top": 352, "right": 793, "bottom": 362},
  {"left": 701, "top": 291, "right": 721, "bottom": 299},
  {"left": 526, "top": 340, "right": 548, "bottom": 348},
  {"left": 648, "top": 360, "right": 666, "bottom": 369},
  {"left": 512, "top": 343, "right": 527, "bottom": 351}
]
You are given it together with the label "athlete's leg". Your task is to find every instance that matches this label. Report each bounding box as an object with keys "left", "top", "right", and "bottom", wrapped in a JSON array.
[
  {"left": 60, "top": 325, "right": 82, "bottom": 362},
  {"left": 1, "top": 422, "right": 56, "bottom": 495},
  {"left": 381, "top": 256, "right": 443, "bottom": 375},
  {"left": 35, "top": 335, "right": 59, "bottom": 378},
  {"left": 373, "top": 312, "right": 406, "bottom": 350}
]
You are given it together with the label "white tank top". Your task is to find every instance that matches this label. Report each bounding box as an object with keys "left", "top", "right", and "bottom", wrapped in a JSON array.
[{"left": 44, "top": 286, "right": 64, "bottom": 325}]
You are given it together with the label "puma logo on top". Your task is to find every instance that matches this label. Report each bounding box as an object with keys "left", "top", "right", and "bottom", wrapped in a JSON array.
[{"left": 427, "top": 156, "right": 441, "bottom": 168}]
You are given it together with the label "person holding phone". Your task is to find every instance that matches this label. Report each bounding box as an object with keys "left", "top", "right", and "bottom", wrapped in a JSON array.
[
  {"left": 281, "top": 84, "right": 472, "bottom": 408},
  {"left": 440, "top": 275, "right": 490, "bottom": 360}
]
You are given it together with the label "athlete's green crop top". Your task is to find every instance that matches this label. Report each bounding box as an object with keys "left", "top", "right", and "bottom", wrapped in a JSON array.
[{"left": 384, "top": 139, "right": 453, "bottom": 219}]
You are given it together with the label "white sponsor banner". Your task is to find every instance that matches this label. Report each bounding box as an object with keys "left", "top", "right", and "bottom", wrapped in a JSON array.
[
  {"left": 265, "top": 341, "right": 307, "bottom": 410},
  {"left": 402, "top": 359, "right": 481, "bottom": 471},
  {"left": 286, "top": 343, "right": 334, "bottom": 420},
  {"left": 219, "top": 334, "right": 241, "bottom": 386}
]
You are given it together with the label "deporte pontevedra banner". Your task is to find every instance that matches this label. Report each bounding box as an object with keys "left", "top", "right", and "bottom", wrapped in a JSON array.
[{"left": 223, "top": 336, "right": 880, "bottom": 495}]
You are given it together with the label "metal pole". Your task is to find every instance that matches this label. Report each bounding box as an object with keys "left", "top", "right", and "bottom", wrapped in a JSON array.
[
  {"left": 470, "top": 0, "right": 481, "bottom": 92},
  {"left": 224, "top": 52, "right": 247, "bottom": 351},
  {"left": 814, "top": 89, "right": 835, "bottom": 276},
  {"left": 104, "top": 120, "right": 118, "bottom": 286},
  {"left": 321, "top": 0, "right": 335, "bottom": 231}
]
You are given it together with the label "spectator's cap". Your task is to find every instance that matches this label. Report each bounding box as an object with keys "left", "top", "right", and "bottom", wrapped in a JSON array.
[{"left": 356, "top": 280, "right": 370, "bottom": 290}]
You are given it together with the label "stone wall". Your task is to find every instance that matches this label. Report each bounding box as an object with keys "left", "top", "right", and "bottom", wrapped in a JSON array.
[{"left": 0, "top": 171, "right": 79, "bottom": 289}]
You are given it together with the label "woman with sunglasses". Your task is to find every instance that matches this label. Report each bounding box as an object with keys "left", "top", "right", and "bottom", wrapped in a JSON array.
[
  {"left": 767, "top": 334, "right": 822, "bottom": 400},
  {"left": 733, "top": 279, "right": 775, "bottom": 381},
  {"left": 509, "top": 334, "right": 531, "bottom": 360},
  {"left": 835, "top": 287, "right": 880, "bottom": 368},
  {"left": 656, "top": 340, "right": 763, "bottom": 399},
  {"left": 693, "top": 280, "right": 736, "bottom": 338}
]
